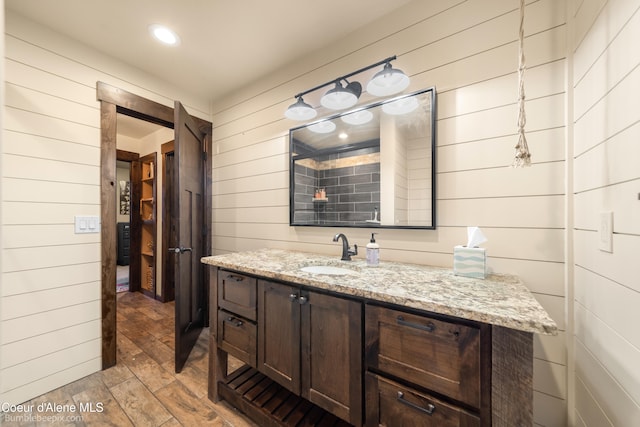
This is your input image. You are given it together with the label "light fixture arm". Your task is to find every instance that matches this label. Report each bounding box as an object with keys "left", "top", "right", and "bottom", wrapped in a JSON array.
[{"left": 291, "top": 55, "right": 397, "bottom": 100}]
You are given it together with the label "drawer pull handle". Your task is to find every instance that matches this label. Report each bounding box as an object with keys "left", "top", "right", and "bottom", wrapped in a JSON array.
[
  {"left": 396, "top": 391, "right": 435, "bottom": 416},
  {"left": 226, "top": 316, "right": 243, "bottom": 327},
  {"left": 397, "top": 316, "right": 435, "bottom": 333},
  {"left": 226, "top": 274, "right": 244, "bottom": 282}
]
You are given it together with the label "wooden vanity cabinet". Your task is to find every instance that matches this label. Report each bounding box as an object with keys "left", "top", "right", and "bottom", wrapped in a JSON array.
[
  {"left": 209, "top": 265, "right": 532, "bottom": 427},
  {"left": 258, "top": 280, "right": 363, "bottom": 426}
]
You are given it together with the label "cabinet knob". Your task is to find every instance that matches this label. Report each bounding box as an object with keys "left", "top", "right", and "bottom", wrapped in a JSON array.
[
  {"left": 289, "top": 293, "right": 298, "bottom": 301},
  {"left": 298, "top": 296, "right": 308, "bottom": 305}
]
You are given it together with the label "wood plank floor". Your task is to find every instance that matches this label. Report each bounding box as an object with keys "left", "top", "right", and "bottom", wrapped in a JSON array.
[{"left": 1, "top": 291, "right": 257, "bottom": 427}]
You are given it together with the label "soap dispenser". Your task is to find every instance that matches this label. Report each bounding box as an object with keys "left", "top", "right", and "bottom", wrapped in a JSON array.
[{"left": 366, "top": 233, "right": 380, "bottom": 267}]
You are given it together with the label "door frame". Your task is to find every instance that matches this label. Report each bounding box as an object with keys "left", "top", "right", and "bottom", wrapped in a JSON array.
[{"left": 98, "top": 82, "right": 212, "bottom": 369}]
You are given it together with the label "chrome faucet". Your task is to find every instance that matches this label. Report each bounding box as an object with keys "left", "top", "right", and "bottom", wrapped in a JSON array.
[{"left": 333, "top": 233, "right": 358, "bottom": 261}]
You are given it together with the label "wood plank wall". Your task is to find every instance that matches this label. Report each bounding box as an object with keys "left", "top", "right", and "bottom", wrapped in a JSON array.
[
  {"left": 572, "top": 0, "right": 640, "bottom": 425},
  {"left": 1, "top": 11, "right": 209, "bottom": 404},
  {"left": 210, "top": 0, "right": 568, "bottom": 424}
]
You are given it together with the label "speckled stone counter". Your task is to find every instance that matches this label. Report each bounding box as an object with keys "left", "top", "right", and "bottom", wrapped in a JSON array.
[{"left": 201, "top": 248, "right": 556, "bottom": 335}]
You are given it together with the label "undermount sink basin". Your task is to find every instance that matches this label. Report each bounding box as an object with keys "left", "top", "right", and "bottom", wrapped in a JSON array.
[{"left": 300, "top": 265, "right": 357, "bottom": 275}]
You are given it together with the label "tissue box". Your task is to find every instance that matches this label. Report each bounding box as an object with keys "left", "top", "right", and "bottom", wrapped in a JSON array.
[{"left": 453, "top": 245, "right": 486, "bottom": 279}]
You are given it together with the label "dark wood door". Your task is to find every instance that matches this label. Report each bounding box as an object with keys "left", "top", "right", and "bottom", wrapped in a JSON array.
[
  {"left": 257, "top": 280, "right": 301, "bottom": 394},
  {"left": 301, "top": 291, "right": 362, "bottom": 426},
  {"left": 173, "top": 101, "right": 206, "bottom": 373}
]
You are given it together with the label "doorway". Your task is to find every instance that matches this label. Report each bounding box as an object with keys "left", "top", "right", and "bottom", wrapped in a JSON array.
[
  {"left": 98, "top": 82, "right": 212, "bottom": 372},
  {"left": 115, "top": 156, "right": 134, "bottom": 294}
]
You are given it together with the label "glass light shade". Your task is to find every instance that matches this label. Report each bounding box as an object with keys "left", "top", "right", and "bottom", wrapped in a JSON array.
[
  {"left": 367, "top": 63, "right": 410, "bottom": 97},
  {"left": 320, "top": 82, "right": 359, "bottom": 110},
  {"left": 308, "top": 120, "right": 336, "bottom": 134},
  {"left": 341, "top": 109, "right": 373, "bottom": 125},
  {"left": 382, "top": 96, "right": 419, "bottom": 115},
  {"left": 285, "top": 97, "right": 317, "bottom": 121}
]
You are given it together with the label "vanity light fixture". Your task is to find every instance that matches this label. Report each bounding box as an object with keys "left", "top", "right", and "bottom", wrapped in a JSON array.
[
  {"left": 320, "top": 80, "right": 362, "bottom": 110},
  {"left": 285, "top": 56, "right": 409, "bottom": 120},
  {"left": 149, "top": 24, "right": 180, "bottom": 46},
  {"left": 284, "top": 97, "right": 317, "bottom": 121},
  {"left": 367, "top": 62, "right": 410, "bottom": 97}
]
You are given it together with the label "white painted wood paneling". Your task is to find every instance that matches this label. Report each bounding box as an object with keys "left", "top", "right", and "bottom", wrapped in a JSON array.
[
  {"left": 574, "top": 377, "right": 614, "bottom": 427},
  {"left": 574, "top": 179, "right": 640, "bottom": 235},
  {"left": 573, "top": 7, "right": 640, "bottom": 119},
  {"left": 4, "top": 131, "right": 100, "bottom": 165},
  {"left": 574, "top": 230, "right": 639, "bottom": 293},
  {"left": 1, "top": 320, "right": 101, "bottom": 368},
  {"left": 534, "top": 358, "right": 567, "bottom": 399},
  {"left": 437, "top": 127, "right": 566, "bottom": 173},
  {"left": 535, "top": 331, "right": 568, "bottom": 365},
  {"left": 574, "top": 266, "right": 640, "bottom": 359},
  {"left": 575, "top": 303, "right": 640, "bottom": 408},
  {"left": 575, "top": 340, "right": 640, "bottom": 426},
  {"left": 1, "top": 281, "right": 101, "bottom": 320},
  {"left": 572, "top": 0, "right": 640, "bottom": 414},
  {"left": 574, "top": 66, "right": 640, "bottom": 156},
  {"left": 573, "top": 121, "right": 640, "bottom": 194},
  {"left": 2, "top": 263, "right": 100, "bottom": 296},
  {"left": 1, "top": 301, "right": 101, "bottom": 344},
  {"left": 533, "top": 390, "right": 567, "bottom": 427},
  {"left": 1, "top": 339, "right": 101, "bottom": 393},
  {"left": 437, "top": 195, "right": 564, "bottom": 228}
]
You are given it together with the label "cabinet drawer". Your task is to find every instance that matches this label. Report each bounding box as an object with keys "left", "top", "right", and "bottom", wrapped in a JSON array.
[
  {"left": 365, "top": 305, "right": 481, "bottom": 407},
  {"left": 218, "top": 270, "right": 257, "bottom": 321},
  {"left": 217, "top": 310, "right": 256, "bottom": 367},
  {"left": 365, "top": 373, "right": 480, "bottom": 427}
]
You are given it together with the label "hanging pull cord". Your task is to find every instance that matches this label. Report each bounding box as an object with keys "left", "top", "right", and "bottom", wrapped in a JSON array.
[{"left": 513, "top": 0, "right": 531, "bottom": 167}]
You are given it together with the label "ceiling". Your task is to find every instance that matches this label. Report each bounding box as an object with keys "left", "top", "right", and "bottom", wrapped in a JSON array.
[{"left": 6, "top": 0, "right": 413, "bottom": 104}]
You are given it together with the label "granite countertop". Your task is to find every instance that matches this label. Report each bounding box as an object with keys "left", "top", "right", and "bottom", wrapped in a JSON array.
[{"left": 201, "top": 248, "right": 557, "bottom": 335}]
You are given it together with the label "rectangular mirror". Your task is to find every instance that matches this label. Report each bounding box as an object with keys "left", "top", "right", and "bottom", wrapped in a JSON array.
[{"left": 290, "top": 88, "right": 436, "bottom": 229}]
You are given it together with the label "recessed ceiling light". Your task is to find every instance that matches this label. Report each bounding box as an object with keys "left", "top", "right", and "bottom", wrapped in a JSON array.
[{"left": 149, "top": 24, "right": 180, "bottom": 46}]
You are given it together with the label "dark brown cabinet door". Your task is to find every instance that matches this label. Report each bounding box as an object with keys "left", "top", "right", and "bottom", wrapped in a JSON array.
[
  {"left": 257, "top": 280, "right": 301, "bottom": 394},
  {"left": 301, "top": 290, "right": 362, "bottom": 426},
  {"left": 257, "top": 281, "right": 363, "bottom": 426}
]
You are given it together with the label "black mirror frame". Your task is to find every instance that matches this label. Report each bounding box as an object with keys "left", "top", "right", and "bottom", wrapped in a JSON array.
[{"left": 289, "top": 87, "right": 436, "bottom": 230}]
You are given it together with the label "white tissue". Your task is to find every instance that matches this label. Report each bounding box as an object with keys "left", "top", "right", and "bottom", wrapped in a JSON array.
[{"left": 466, "top": 226, "right": 487, "bottom": 248}]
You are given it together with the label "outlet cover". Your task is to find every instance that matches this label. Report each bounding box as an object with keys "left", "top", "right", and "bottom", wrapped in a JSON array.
[{"left": 598, "top": 211, "right": 613, "bottom": 253}]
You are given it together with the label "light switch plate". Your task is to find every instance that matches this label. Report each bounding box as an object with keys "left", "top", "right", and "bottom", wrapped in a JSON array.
[
  {"left": 75, "top": 215, "right": 100, "bottom": 234},
  {"left": 598, "top": 211, "right": 613, "bottom": 253}
]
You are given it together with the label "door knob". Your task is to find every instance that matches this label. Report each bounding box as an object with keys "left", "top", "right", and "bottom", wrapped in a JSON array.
[{"left": 169, "top": 247, "right": 192, "bottom": 254}]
